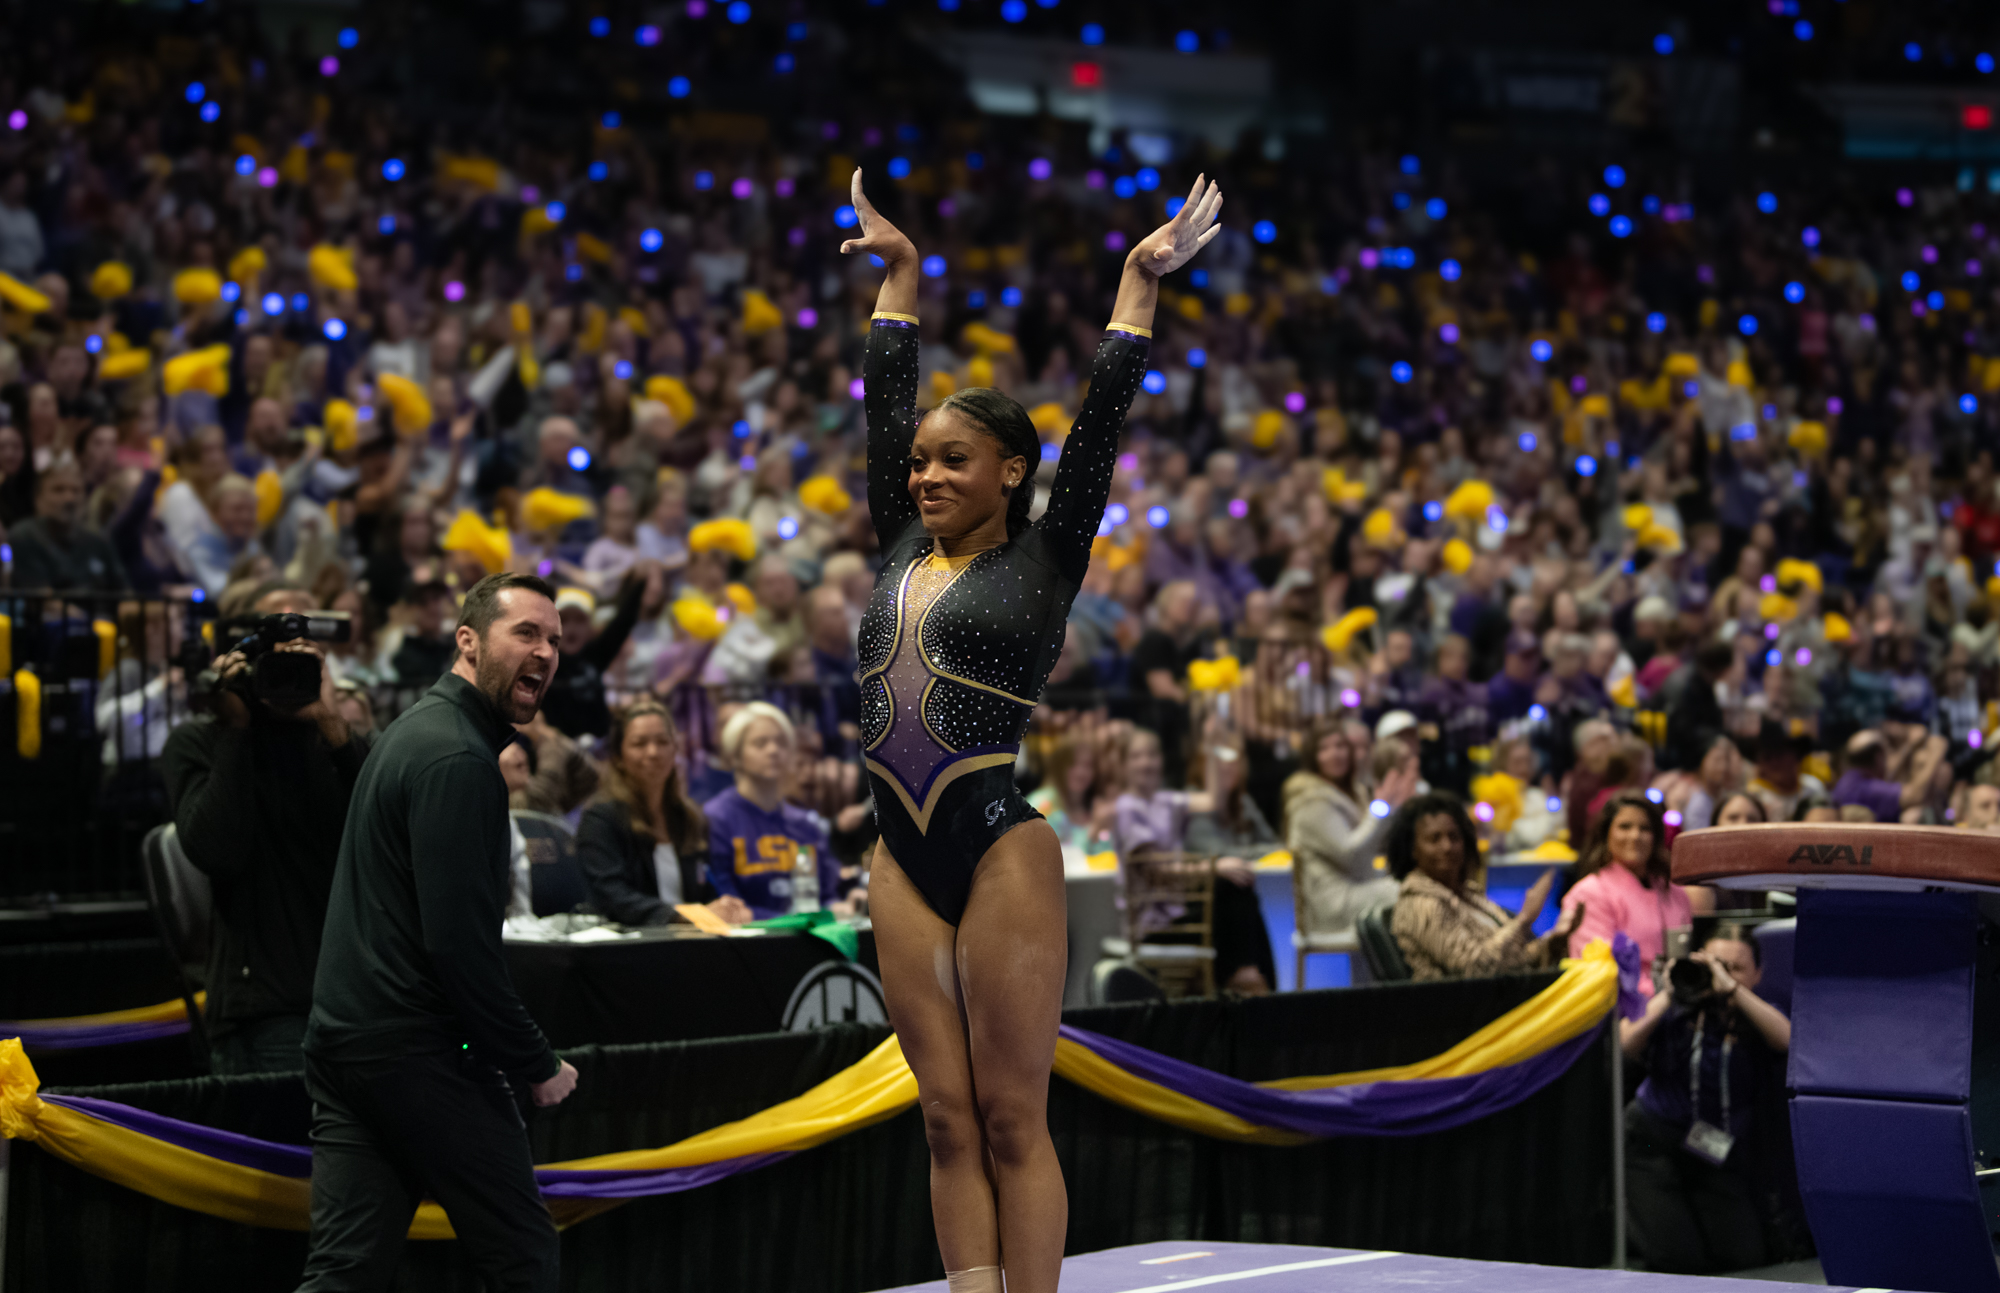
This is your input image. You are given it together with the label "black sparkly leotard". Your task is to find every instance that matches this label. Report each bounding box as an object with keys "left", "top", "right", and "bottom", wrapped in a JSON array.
[{"left": 860, "top": 310, "right": 1150, "bottom": 924}]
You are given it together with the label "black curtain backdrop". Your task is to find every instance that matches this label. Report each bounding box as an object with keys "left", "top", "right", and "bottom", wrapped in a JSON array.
[{"left": 5, "top": 973, "right": 1612, "bottom": 1293}]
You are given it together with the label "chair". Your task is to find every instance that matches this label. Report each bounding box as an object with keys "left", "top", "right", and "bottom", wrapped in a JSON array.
[
  {"left": 1355, "top": 900, "right": 1411, "bottom": 982},
  {"left": 139, "top": 823, "right": 212, "bottom": 1066},
  {"left": 1290, "top": 850, "right": 1362, "bottom": 989},
  {"left": 1120, "top": 850, "right": 1219, "bottom": 999},
  {"left": 511, "top": 810, "right": 588, "bottom": 916}
]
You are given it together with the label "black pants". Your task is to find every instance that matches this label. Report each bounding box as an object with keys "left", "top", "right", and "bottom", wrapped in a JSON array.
[
  {"left": 1625, "top": 1101, "right": 1766, "bottom": 1275},
  {"left": 1212, "top": 878, "right": 1276, "bottom": 990},
  {"left": 296, "top": 1050, "right": 558, "bottom": 1292},
  {"left": 208, "top": 1012, "right": 308, "bottom": 1076}
]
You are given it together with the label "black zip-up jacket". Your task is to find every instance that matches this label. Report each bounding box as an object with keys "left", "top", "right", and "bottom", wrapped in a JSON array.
[
  {"left": 161, "top": 714, "right": 367, "bottom": 1035},
  {"left": 304, "top": 672, "right": 560, "bottom": 1083}
]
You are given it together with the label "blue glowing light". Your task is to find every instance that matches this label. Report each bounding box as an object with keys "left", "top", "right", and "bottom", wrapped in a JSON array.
[
  {"left": 1794, "top": 19, "right": 1813, "bottom": 40},
  {"left": 776, "top": 516, "right": 799, "bottom": 541},
  {"left": 589, "top": 17, "right": 610, "bottom": 36},
  {"left": 1000, "top": 0, "right": 1026, "bottom": 19},
  {"left": 1369, "top": 799, "right": 1392, "bottom": 819},
  {"left": 1901, "top": 270, "right": 1923, "bottom": 292},
  {"left": 727, "top": 1, "right": 751, "bottom": 23},
  {"left": 1164, "top": 195, "right": 1185, "bottom": 217},
  {"left": 1765, "top": 648, "right": 1782, "bottom": 668},
  {"left": 1980, "top": 53, "right": 1996, "bottom": 75},
  {"left": 337, "top": 27, "right": 358, "bottom": 48},
  {"left": 83, "top": 334, "right": 102, "bottom": 354},
  {"left": 1186, "top": 347, "right": 1206, "bottom": 368},
  {"left": 1136, "top": 167, "right": 1160, "bottom": 192},
  {"left": 640, "top": 228, "right": 663, "bottom": 253},
  {"left": 1527, "top": 704, "right": 1547, "bottom": 723},
  {"left": 1175, "top": 30, "right": 1198, "bottom": 52},
  {"left": 545, "top": 201, "right": 566, "bottom": 222},
  {"left": 1518, "top": 432, "right": 1538, "bottom": 452},
  {"left": 613, "top": 361, "right": 634, "bottom": 381},
  {"left": 1422, "top": 501, "right": 1444, "bottom": 523},
  {"left": 1400, "top": 154, "right": 1421, "bottom": 175},
  {"left": 323, "top": 318, "right": 347, "bottom": 341},
  {"left": 883, "top": 155, "right": 912, "bottom": 181},
  {"left": 1576, "top": 454, "right": 1598, "bottom": 477},
  {"left": 1603, "top": 164, "right": 1626, "bottom": 189},
  {"left": 1529, "top": 339, "right": 1553, "bottom": 362},
  {"left": 381, "top": 158, "right": 406, "bottom": 182},
  {"left": 1609, "top": 215, "right": 1633, "bottom": 238},
  {"left": 1001, "top": 286, "right": 1022, "bottom": 307},
  {"left": 1929, "top": 290, "right": 1946, "bottom": 310},
  {"left": 1390, "top": 361, "right": 1413, "bottom": 384},
  {"left": 1756, "top": 191, "right": 1777, "bottom": 214},
  {"left": 636, "top": 24, "right": 661, "bottom": 45},
  {"left": 236, "top": 154, "right": 256, "bottom": 176},
  {"left": 1113, "top": 175, "right": 1137, "bottom": 199},
  {"left": 1080, "top": 22, "right": 1104, "bottom": 45},
  {"left": 1252, "top": 220, "right": 1277, "bottom": 244},
  {"left": 1106, "top": 503, "right": 1130, "bottom": 526},
  {"left": 1189, "top": 269, "right": 1208, "bottom": 288},
  {"left": 377, "top": 215, "right": 396, "bottom": 235},
  {"left": 1425, "top": 197, "right": 1447, "bottom": 220},
  {"left": 732, "top": 419, "right": 752, "bottom": 439},
  {"left": 1440, "top": 258, "right": 1461, "bottom": 281},
  {"left": 292, "top": 293, "right": 311, "bottom": 313},
  {"left": 564, "top": 263, "right": 583, "bottom": 282},
  {"left": 588, "top": 162, "right": 608, "bottom": 182},
  {"left": 200, "top": 102, "right": 220, "bottom": 122},
  {"left": 1142, "top": 370, "right": 1167, "bottom": 394},
  {"left": 219, "top": 281, "right": 241, "bottom": 303},
  {"left": 774, "top": 52, "right": 794, "bottom": 73},
  {"left": 1653, "top": 34, "right": 1673, "bottom": 55},
  {"left": 185, "top": 82, "right": 206, "bottom": 104},
  {"left": 1962, "top": 394, "right": 1980, "bottom": 415},
  {"left": 1487, "top": 506, "right": 1508, "bottom": 533},
  {"left": 1588, "top": 193, "right": 1610, "bottom": 217},
  {"left": 1738, "top": 314, "right": 1758, "bottom": 336},
  {"left": 1643, "top": 194, "right": 1660, "bottom": 214},
  {"left": 921, "top": 254, "right": 947, "bottom": 278},
  {"left": 834, "top": 205, "right": 858, "bottom": 228},
  {"left": 1041, "top": 443, "right": 1060, "bottom": 462},
  {"left": 1393, "top": 191, "right": 1411, "bottom": 211},
  {"left": 1784, "top": 281, "right": 1805, "bottom": 304},
  {"left": 1802, "top": 225, "right": 1821, "bottom": 249},
  {"left": 668, "top": 76, "right": 691, "bottom": 98},
  {"left": 1730, "top": 423, "right": 1757, "bottom": 441},
  {"left": 1905, "top": 41, "right": 1922, "bottom": 63},
  {"left": 967, "top": 290, "right": 987, "bottom": 309},
  {"left": 788, "top": 21, "right": 808, "bottom": 39},
  {"left": 1146, "top": 505, "right": 1170, "bottom": 528},
  {"left": 1646, "top": 311, "right": 1667, "bottom": 333},
  {"left": 567, "top": 446, "right": 593, "bottom": 471}
]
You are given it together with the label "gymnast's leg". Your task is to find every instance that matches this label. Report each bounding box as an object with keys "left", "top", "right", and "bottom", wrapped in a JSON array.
[
  {"left": 956, "top": 818, "right": 1070, "bottom": 1293},
  {"left": 869, "top": 842, "right": 1002, "bottom": 1282}
]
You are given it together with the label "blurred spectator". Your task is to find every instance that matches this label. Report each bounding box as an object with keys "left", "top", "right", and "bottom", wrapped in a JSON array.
[
  {"left": 1028, "top": 730, "right": 1113, "bottom": 853},
  {"left": 8, "top": 458, "right": 127, "bottom": 591},
  {"left": 579, "top": 699, "right": 748, "bottom": 927},
  {"left": 1747, "top": 722, "right": 1825, "bottom": 823},
  {"left": 1130, "top": 580, "right": 1210, "bottom": 785},
  {"left": 1833, "top": 728, "right": 1947, "bottom": 823},
  {"left": 389, "top": 581, "right": 461, "bottom": 687},
  {"left": 1562, "top": 790, "right": 1692, "bottom": 993},
  {"left": 1286, "top": 715, "right": 1419, "bottom": 937},
  {"left": 1386, "top": 793, "right": 1581, "bottom": 980},
  {"left": 1673, "top": 735, "right": 1746, "bottom": 832},
  {"left": 540, "top": 569, "right": 650, "bottom": 739},
  {"left": 704, "top": 702, "right": 837, "bottom": 919}
]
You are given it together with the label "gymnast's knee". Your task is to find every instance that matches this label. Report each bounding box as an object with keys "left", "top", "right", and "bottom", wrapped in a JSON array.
[
  {"left": 919, "top": 1092, "right": 984, "bottom": 1170},
  {"left": 973, "top": 1087, "right": 1048, "bottom": 1169}
]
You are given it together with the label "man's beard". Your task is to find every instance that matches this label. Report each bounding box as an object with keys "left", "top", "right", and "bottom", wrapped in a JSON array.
[{"left": 476, "top": 651, "right": 544, "bottom": 724}]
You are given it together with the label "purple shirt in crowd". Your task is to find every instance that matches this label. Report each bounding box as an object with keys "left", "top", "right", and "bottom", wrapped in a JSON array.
[{"left": 1830, "top": 769, "right": 1902, "bottom": 824}]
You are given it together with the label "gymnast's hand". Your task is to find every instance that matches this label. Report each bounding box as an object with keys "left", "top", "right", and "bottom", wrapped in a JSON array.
[
  {"left": 1130, "top": 173, "right": 1224, "bottom": 278},
  {"left": 839, "top": 169, "right": 917, "bottom": 269}
]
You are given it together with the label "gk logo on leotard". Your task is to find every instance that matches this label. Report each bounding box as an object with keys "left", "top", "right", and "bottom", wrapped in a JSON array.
[{"left": 985, "top": 799, "right": 1005, "bottom": 826}]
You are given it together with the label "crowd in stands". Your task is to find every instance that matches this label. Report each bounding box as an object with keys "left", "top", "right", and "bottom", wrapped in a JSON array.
[{"left": 6, "top": 3, "right": 2000, "bottom": 971}]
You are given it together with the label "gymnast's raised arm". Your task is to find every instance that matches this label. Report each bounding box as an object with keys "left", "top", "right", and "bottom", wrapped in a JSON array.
[{"left": 842, "top": 169, "right": 924, "bottom": 549}]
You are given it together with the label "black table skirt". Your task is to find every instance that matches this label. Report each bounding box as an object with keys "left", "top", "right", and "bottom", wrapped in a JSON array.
[{"left": 504, "top": 930, "right": 881, "bottom": 1048}]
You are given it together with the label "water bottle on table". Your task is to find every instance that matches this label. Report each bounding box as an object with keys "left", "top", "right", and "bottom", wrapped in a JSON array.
[{"left": 792, "top": 843, "right": 820, "bottom": 913}]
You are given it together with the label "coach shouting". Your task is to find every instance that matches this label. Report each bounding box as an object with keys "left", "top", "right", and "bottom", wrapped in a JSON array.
[{"left": 297, "top": 573, "right": 576, "bottom": 1292}]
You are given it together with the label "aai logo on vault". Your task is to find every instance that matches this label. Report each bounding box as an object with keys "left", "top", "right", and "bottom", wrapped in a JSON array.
[{"left": 1787, "top": 843, "right": 1873, "bottom": 866}]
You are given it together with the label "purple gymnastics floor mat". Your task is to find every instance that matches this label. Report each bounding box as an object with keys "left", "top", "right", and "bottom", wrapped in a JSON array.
[{"left": 874, "top": 1241, "right": 1878, "bottom": 1292}]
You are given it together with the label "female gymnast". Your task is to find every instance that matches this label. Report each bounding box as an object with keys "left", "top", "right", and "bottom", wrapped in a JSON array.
[{"left": 840, "top": 167, "right": 1223, "bottom": 1293}]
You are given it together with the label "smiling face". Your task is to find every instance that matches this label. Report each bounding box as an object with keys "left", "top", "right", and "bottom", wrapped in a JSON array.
[
  {"left": 1124, "top": 731, "right": 1164, "bottom": 796},
  {"left": 1607, "top": 805, "right": 1656, "bottom": 872},
  {"left": 907, "top": 408, "right": 1024, "bottom": 541},
  {"left": 1412, "top": 812, "right": 1466, "bottom": 891}
]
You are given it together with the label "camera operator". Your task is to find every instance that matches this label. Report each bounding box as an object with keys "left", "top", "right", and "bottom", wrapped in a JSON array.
[
  {"left": 160, "top": 583, "right": 366, "bottom": 1075},
  {"left": 1618, "top": 926, "right": 1792, "bottom": 1275}
]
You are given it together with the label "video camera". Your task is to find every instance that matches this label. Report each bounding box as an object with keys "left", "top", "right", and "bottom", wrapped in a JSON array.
[
  {"left": 1668, "top": 957, "right": 1718, "bottom": 1009},
  {"left": 190, "top": 612, "right": 352, "bottom": 715}
]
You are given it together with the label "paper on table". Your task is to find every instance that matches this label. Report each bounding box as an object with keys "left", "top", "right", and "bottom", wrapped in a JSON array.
[
  {"left": 566, "top": 925, "right": 637, "bottom": 942},
  {"left": 675, "top": 903, "right": 734, "bottom": 935}
]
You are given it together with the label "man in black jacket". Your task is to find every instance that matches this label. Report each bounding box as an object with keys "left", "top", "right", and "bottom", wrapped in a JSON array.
[
  {"left": 161, "top": 584, "right": 365, "bottom": 1075},
  {"left": 297, "top": 572, "right": 576, "bottom": 1293}
]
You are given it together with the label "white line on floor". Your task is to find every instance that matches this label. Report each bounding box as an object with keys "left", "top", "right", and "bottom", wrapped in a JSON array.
[{"left": 1115, "top": 1251, "right": 1402, "bottom": 1292}]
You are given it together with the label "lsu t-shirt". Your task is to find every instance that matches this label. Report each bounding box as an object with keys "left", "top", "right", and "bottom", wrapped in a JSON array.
[{"left": 702, "top": 787, "right": 837, "bottom": 919}]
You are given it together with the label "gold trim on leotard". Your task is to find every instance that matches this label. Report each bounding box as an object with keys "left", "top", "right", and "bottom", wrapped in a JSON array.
[
  {"left": 1105, "top": 321, "right": 1153, "bottom": 337},
  {"left": 872, "top": 311, "right": 920, "bottom": 324},
  {"left": 864, "top": 751, "right": 1019, "bottom": 834}
]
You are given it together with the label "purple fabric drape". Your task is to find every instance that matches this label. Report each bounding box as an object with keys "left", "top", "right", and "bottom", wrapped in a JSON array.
[
  {"left": 6, "top": 1020, "right": 192, "bottom": 1051},
  {"left": 1057, "top": 1022, "right": 1604, "bottom": 1138},
  {"left": 1612, "top": 931, "right": 1649, "bottom": 1021}
]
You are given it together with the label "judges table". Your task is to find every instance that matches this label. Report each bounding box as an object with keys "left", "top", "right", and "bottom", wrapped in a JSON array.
[
  {"left": 504, "top": 924, "right": 879, "bottom": 1048},
  {"left": 1675, "top": 823, "right": 2000, "bottom": 1293}
]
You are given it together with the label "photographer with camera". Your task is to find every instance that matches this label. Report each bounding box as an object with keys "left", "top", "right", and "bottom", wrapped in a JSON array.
[
  {"left": 160, "top": 583, "right": 366, "bottom": 1075},
  {"left": 1618, "top": 925, "right": 1791, "bottom": 1275}
]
